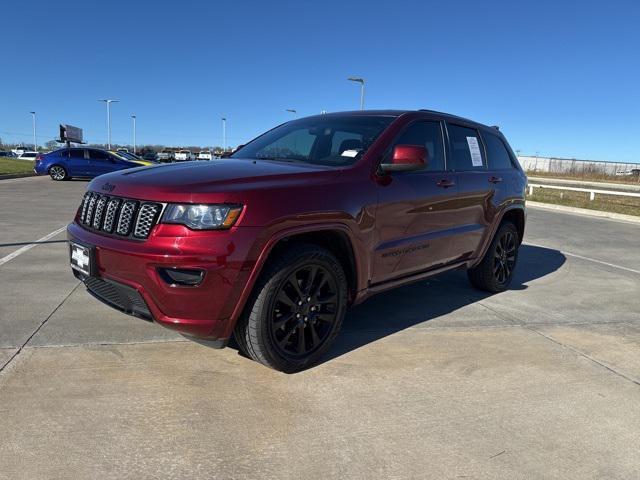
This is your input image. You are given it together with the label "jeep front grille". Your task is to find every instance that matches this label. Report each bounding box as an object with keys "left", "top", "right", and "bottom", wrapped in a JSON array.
[{"left": 78, "top": 192, "right": 162, "bottom": 240}]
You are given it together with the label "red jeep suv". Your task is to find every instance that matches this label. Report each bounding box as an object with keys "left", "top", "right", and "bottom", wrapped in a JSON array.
[{"left": 68, "top": 110, "right": 526, "bottom": 372}]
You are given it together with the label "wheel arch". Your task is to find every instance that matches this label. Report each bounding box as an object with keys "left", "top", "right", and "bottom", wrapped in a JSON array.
[
  {"left": 229, "top": 223, "right": 362, "bottom": 324},
  {"left": 499, "top": 205, "right": 526, "bottom": 244}
]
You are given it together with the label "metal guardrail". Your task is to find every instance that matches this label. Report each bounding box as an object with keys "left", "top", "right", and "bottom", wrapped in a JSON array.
[{"left": 528, "top": 183, "right": 640, "bottom": 201}]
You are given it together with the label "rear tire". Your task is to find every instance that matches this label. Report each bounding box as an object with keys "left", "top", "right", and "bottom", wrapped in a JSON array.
[
  {"left": 234, "top": 243, "right": 348, "bottom": 372},
  {"left": 49, "top": 165, "right": 68, "bottom": 181},
  {"left": 467, "top": 222, "right": 519, "bottom": 293}
]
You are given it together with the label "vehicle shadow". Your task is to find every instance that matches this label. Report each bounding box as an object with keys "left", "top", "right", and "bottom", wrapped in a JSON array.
[
  {"left": 226, "top": 245, "right": 565, "bottom": 371},
  {"left": 322, "top": 244, "right": 565, "bottom": 365}
]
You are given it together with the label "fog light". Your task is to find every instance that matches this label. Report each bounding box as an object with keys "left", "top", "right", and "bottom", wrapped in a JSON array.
[{"left": 158, "top": 268, "right": 205, "bottom": 287}]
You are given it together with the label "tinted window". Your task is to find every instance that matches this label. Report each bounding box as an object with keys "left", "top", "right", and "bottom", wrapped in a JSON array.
[
  {"left": 482, "top": 131, "right": 514, "bottom": 169},
  {"left": 69, "top": 148, "right": 85, "bottom": 159},
  {"left": 88, "top": 150, "right": 109, "bottom": 160},
  {"left": 330, "top": 130, "right": 364, "bottom": 157},
  {"left": 232, "top": 115, "right": 394, "bottom": 167},
  {"left": 448, "top": 124, "right": 486, "bottom": 171},
  {"left": 391, "top": 121, "right": 445, "bottom": 171}
]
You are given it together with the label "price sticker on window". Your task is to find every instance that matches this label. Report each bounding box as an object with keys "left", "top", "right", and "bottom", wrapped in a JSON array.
[{"left": 466, "top": 137, "right": 483, "bottom": 167}]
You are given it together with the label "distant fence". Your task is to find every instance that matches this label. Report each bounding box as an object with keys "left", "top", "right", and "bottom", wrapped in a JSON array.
[{"left": 518, "top": 156, "right": 640, "bottom": 177}]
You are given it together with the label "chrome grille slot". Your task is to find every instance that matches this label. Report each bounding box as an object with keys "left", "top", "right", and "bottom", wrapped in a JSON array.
[
  {"left": 102, "top": 198, "right": 121, "bottom": 233},
  {"left": 134, "top": 203, "right": 161, "bottom": 239},
  {"left": 85, "top": 193, "right": 98, "bottom": 226},
  {"left": 80, "top": 193, "right": 91, "bottom": 223},
  {"left": 76, "top": 192, "right": 162, "bottom": 241},
  {"left": 116, "top": 201, "right": 139, "bottom": 236},
  {"left": 92, "top": 196, "right": 108, "bottom": 229}
]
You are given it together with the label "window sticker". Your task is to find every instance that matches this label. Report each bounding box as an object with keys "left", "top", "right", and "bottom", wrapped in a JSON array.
[
  {"left": 341, "top": 149, "right": 360, "bottom": 157},
  {"left": 466, "top": 136, "right": 483, "bottom": 167}
]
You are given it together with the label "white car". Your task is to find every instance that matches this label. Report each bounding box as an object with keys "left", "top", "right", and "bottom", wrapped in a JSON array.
[
  {"left": 197, "top": 150, "right": 212, "bottom": 160},
  {"left": 174, "top": 150, "right": 193, "bottom": 161},
  {"left": 17, "top": 151, "right": 39, "bottom": 161}
]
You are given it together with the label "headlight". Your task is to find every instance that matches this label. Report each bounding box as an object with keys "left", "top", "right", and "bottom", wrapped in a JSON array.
[{"left": 161, "top": 204, "right": 243, "bottom": 230}]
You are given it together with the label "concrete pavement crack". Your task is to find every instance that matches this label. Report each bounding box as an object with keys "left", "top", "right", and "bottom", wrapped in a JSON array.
[
  {"left": 526, "top": 326, "right": 640, "bottom": 388},
  {"left": 0, "top": 281, "right": 81, "bottom": 375}
]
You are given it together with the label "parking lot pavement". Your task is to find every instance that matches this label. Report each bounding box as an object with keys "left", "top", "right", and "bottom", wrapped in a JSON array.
[{"left": 1, "top": 177, "right": 639, "bottom": 479}]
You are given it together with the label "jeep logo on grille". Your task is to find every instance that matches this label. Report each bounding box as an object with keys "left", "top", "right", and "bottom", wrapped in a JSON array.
[{"left": 101, "top": 182, "right": 116, "bottom": 192}]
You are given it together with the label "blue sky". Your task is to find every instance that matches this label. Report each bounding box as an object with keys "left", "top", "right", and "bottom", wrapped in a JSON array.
[{"left": 1, "top": 0, "right": 639, "bottom": 161}]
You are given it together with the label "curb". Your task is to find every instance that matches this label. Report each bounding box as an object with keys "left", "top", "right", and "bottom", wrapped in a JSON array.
[
  {"left": 0, "top": 172, "right": 37, "bottom": 181},
  {"left": 527, "top": 201, "right": 640, "bottom": 224}
]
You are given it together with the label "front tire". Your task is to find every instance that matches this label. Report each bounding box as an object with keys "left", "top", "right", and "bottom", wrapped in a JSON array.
[
  {"left": 49, "top": 165, "right": 68, "bottom": 181},
  {"left": 234, "top": 243, "right": 348, "bottom": 372},
  {"left": 467, "top": 222, "right": 519, "bottom": 293}
]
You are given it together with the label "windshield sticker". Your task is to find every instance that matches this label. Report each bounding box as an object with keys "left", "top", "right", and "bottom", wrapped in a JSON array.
[
  {"left": 341, "top": 149, "right": 360, "bottom": 157},
  {"left": 466, "top": 137, "right": 483, "bottom": 166}
]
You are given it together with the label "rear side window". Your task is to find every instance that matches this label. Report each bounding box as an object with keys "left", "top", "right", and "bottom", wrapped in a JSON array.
[
  {"left": 391, "top": 121, "right": 445, "bottom": 171},
  {"left": 482, "top": 131, "right": 514, "bottom": 169},
  {"left": 447, "top": 124, "right": 485, "bottom": 171},
  {"left": 69, "top": 148, "right": 85, "bottom": 159}
]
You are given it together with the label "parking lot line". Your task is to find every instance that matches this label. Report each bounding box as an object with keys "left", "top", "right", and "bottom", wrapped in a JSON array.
[
  {"left": 0, "top": 226, "right": 67, "bottom": 268},
  {"left": 525, "top": 242, "right": 640, "bottom": 275}
]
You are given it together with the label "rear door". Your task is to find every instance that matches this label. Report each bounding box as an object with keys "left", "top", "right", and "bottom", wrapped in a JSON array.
[
  {"left": 372, "top": 119, "right": 459, "bottom": 284},
  {"left": 65, "top": 148, "right": 88, "bottom": 176},
  {"left": 446, "top": 123, "right": 493, "bottom": 262},
  {"left": 481, "top": 129, "right": 522, "bottom": 209}
]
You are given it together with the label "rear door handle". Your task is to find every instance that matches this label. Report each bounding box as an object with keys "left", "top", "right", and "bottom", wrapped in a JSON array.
[
  {"left": 437, "top": 179, "right": 456, "bottom": 188},
  {"left": 488, "top": 176, "right": 503, "bottom": 184}
]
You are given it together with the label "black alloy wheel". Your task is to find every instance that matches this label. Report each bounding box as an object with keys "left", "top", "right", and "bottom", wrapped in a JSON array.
[
  {"left": 269, "top": 264, "right": 339, "bottom": 358},
  {"left": 493, "top": 229, "right": 517, "bottom": 286},
  {"left": 234, "top": 243, "right": 348, "bottom": 372},
  {"left": 467, "top": 221, "right": 520, "bottom": 293}
]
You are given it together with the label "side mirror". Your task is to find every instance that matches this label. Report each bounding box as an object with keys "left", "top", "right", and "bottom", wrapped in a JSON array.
[{"left": 380, "top": 145, "right": 428, "bottom": 173}]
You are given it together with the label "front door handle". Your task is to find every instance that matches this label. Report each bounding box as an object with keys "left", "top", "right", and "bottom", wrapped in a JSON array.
[
  {"left": 437, "top": 179, "right": 456, "bottom": 188},
  {"left": 488, "top": 176, "right": 503, "bottom": 184}
]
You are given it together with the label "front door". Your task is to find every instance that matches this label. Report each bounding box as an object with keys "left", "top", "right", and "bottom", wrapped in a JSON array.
[
  {"left": 87, "top": 149, "right": 117, "bottom": 176},
  {"left": 372, "top": 120, "right": 459, "bottom": 284}
]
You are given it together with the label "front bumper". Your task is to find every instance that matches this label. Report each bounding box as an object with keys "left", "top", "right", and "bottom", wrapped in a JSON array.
[{"left": 68, "top": 221, "right": 263, "bottom": 342}]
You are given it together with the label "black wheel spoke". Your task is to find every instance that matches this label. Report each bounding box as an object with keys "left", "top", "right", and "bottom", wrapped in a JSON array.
[
  {"left": 296, "top": 325, "right": 306, "bottom": 353},
  {"left": 276, "top": 290, "right": 296, "bottom": 309},
  {"left": 269, "top": 261, "right": 340, "bottom": 358},
  {"left": 277, "top": 324, "right": 297, "bottom": 347},
  {"left": 273, "top": 312, "right": 293, "bottom": 330},
  {"left": 288, "top": 273, "right": 305, "bottom": 301},
  {"left": 309, "top": 323, "right": 321, "bottom": 348}
]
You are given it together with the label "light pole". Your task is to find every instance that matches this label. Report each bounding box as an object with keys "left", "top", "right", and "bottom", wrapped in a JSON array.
[
  {"left": 29, "top": 111, "right": 37, "bottom": 151},
  {"left": 99, "top": 99, "right": 119, "bottom": 149},
  {"left": 221, "top": 117, "right": 227, "bottom": 152},
  {"left": 131, "top": 115, "right": 136, "bottom": 154},
  {"left": 286, "top": 109, "right": 297, "bottom": 117},
  {"left": 347, "top": 77, "right": 365, "bottom": 110}
]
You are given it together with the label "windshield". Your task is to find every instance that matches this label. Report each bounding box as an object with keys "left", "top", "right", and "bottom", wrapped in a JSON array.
[{"left": 231, "top": 115, "right": 395, "bottom": 166}]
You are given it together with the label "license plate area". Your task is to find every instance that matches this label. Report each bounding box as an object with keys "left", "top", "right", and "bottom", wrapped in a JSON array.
[{"left": 69, "top": 241, "right": 94, "bottom": 276}]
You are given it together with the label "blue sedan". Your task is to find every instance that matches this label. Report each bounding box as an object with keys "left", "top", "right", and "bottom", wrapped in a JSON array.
[{"left": 34, "top": 147, "right": 149, "bottom": 181}]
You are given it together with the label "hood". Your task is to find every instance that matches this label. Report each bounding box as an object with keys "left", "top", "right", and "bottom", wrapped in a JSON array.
[{"left": 88, "top": 158, "right": 341, "bottom": 203}]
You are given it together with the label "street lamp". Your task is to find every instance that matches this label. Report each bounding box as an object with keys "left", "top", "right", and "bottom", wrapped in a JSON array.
[
  {"left": 131, "top": 115, "right": 137, "bottom": 154},
  {"left": 347, "top": 77, "right": 365, "bottom": 110},
  {"left": 221, "top": 117, "right": 227, "bottom": 152},
  {"left": 99, "top": 99, "right": 119, "bottom": 150},
  {"left": 29, "top": 111, "right": 37, "bottom": 151},
  {"left": 285, "top": 109, "right": 297, "bottom": 117}
]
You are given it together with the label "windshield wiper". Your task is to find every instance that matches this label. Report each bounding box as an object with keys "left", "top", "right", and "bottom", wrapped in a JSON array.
[{"left": 254, "top": 156, "right": 298, "bottom": 163}]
